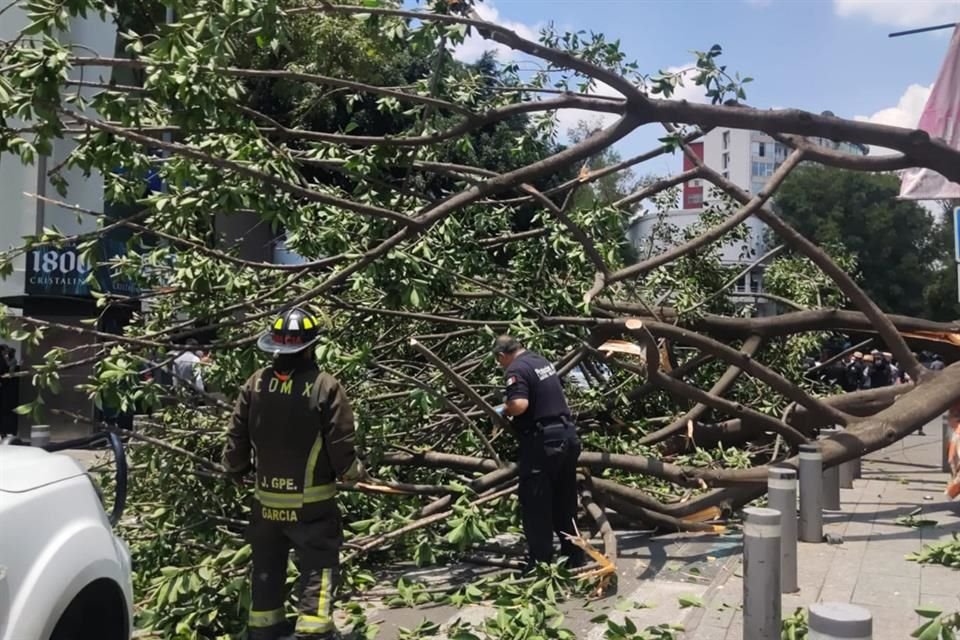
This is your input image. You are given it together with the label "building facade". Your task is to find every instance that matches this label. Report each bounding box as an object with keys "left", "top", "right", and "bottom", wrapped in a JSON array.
[
  {"left": 0, "top": 7, "right": 296, "bottom": 437},
  {"left": 628, "top": 120, "right": 869, "bottom": 315}
]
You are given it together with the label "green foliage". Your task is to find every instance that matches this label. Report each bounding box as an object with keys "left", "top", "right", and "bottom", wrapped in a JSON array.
[
  {"left": 781, "top": 607, "right": 808, "bottom": 640},
  {"left": 0, "top": 1, "right": 830, "bottom": 637},
  {"left": 922, "top": 201, "right": 960, "bottom": 322},
  {"left": 774, "top": 166, "right": 938, "bottom": 317},
  {"left": 907, "top": 534, "right": 960, "bottom": 568},
  {"left": 912, "top": 608, "right": 960, "bottom": 640}
]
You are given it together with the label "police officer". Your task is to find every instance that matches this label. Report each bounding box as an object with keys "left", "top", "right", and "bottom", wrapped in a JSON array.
[
  {"left": 223, "top": 307, "right": 368, "bottom": 640},
  {"left": 493, "top": 335, "right": 585, "bottom": 570}
]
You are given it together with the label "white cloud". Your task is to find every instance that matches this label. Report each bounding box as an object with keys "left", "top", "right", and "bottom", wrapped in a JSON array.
[
  {"left": 552, "top": 80, "right": 621, "bottom": 140},
  {"left": 660, "top": 63, "right": 716, "bottom": 105},
  {"left": 854, "top": 83, "right": 932, "bottom": 154},
  {"left": 453, "top": 1, "right": 541, "bottom": 62},
  {"left": 834, "top": 0, "right": 960, "bottom": 28}
]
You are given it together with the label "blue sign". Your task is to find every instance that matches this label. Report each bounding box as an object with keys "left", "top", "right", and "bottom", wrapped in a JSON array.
[{"left": 954, "top": 206, "right": 960, "bottom": 263}]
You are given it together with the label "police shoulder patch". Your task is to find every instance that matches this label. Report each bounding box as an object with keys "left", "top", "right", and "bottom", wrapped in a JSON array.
[{"left": 506, "top": 375, "right": 518, "bottom": 387}]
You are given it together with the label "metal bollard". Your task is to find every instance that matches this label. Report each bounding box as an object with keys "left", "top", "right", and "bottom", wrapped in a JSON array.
[
  {"left": 767, "top": 466, "right": 798, "bottom": 593},
  {"left": 30, "top": 424, "right": 50, "bottom": 448},
  {"left": 943, "top": 413, "right": 952, "bottom": 473},
  {"left": 808, "top": 602, "right": 872, "bottom": 639},
  {"left": 820, "top": 427, "right": 841, "bottom": 511},
  {"left": 742, "top": 507, "right": 782, "bottom": 640},
  {"left": 822, "top": 464, "right": 841, "bottom": 510},
  {"left": 799, "top": 443, "right": 823, "bottom": 543},
  {"left": 838, "top": 456, "right": 855, "bottom": 489},
  {"left": 853, "top": 455, "right": 862, "bottom": 480}
]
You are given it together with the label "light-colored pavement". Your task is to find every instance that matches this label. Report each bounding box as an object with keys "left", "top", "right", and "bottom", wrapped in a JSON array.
[{"left": 688, "top": 423, "right": 960, "bottom": 640}]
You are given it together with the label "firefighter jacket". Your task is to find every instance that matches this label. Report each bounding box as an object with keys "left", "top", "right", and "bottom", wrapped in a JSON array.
[{"left": 222, "top": 361, "right": 361, "bottom": 522}]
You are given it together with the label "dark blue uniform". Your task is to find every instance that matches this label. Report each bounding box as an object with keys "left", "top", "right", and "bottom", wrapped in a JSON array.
[{"left": 504, "top": 351, "right": 584, "bottom": 567}]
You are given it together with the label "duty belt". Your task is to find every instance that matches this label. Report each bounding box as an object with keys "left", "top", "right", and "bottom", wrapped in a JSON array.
[{"left": 522, "top": 416, "right": 576, "bottom": 440}]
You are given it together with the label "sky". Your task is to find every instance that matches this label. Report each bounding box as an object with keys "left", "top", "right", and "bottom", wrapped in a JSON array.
[{"left": 444, "top": 0, "right": 960, "bottom": 176}]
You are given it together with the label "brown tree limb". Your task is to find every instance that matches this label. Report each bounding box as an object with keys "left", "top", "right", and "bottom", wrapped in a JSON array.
[
  {"left": 342, "top": 482, "right": 518, "bottom": 563},
  {"left": 374, "top": 362, "right": 502, "bottom": 465},
  {"left": 579, "top": 478, "right": 618, "bottom": 572},
  {"left": 696, "top": 162, "right": 924, "bottom": 379},
  {"left": 641, "top": 321, "right": 853, "bottom": 425},
  {"left": 640, "top": 101, "right": 960, "bottom": 183},
  {"left": 409, "top": 338, "right": 512, "bottom": 440},
  {"left": 68, "top": 56, "right": 476, "bottom": 117},
  {"left": 612, "top": 167, "right": 705, "bottom": 209},
  {"left": 591, "top": 301, "right": 960, "bottom": 341},
  {"left": 298, "top": 5, "right": 649, "bottom": 102},
  {"left": 62, "top": 110, "right": 418, "bottom": 228},
  {"left": 680, "top": 244, "right": 787, "bottom": 316},
  {"left": 626, "top": 321, "right": 809, "bottom": 445},
  {"left": 637, "top": 335, "right": 764, "bottom": 446}
]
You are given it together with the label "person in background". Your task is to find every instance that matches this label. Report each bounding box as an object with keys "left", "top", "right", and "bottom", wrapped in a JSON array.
[
  {"left": 884, "top": 352, "right": 901, "bottom": 385},
  {"left": 867, "top": 351, "right": 891, "bottom": 389},
  {"left": 172, "top": 338, "right": 205, "bottom": 392},
  {"left": 844, "top": 352, "right": 866, "bottom": 392}
]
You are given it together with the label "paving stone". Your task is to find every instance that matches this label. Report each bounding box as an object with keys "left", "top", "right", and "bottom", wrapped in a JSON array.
[
  {"left": 916, "top": 594, "right": 960, "bottom": 618},
  {"left": 687, "top": 624, "right": 728, "bottom": 640},
  {"left": 920, "top": 564, "right": 960, "bottom": 597},
  {"left": 852, "top": 574, "right": 919, "bottom": 609}
]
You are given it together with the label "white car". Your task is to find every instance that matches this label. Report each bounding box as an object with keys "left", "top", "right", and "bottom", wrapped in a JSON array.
[{"left": 0, "top": 441, "right": 133, "bottom": 640}]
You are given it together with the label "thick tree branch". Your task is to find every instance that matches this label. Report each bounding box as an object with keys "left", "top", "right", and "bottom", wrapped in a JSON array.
[
  {"left": 696, "top": 162, "right": 924, "bottom": 379},
  {"left": 627, "top": 321, "right": 808, "bottom": 445},
  {"left": 637, "top": 335, "right": 764, "bottom": 446}
]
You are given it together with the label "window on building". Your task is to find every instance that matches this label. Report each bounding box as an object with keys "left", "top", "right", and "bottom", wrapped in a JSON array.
[
  {"left": 734, "top": 274, "right": 748, "bottom": 293},
  {"left": 750, "top": 271, "right": 762, "bottom": 293},
  {"left": 752, "top": 141, "right": 766, "bottom": 157},
  {"left": 751, "top": 161, "right": 774, "bottom": 177},
  {"left": 722, "top": 170, "right": 729, "bottom": 179},
  {"left": 722, "top": 153, "right": 730, "bottom": 169},
  {"left": 722, "top": 131, "right": 730, "bottom": 149}
]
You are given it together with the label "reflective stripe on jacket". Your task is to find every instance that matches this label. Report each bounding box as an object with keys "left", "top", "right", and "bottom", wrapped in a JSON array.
[{"left": 222, "top": 361, "right": 358, "bottom": 519}]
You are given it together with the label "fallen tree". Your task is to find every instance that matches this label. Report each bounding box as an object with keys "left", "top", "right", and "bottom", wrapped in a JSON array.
[{"left": 3, "top": 0, "right": 960, "bottom": 636}]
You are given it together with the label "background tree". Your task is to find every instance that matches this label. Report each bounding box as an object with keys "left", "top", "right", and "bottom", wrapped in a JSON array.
[
  {"left": 922, "top": 201, "right": 960, "bottom": 322},
  {"left": 774, "top": 165, "right": 937, "bottom": 317}
]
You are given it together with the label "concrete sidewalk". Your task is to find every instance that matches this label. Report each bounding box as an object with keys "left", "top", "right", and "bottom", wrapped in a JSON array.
[{"left": 688, "top": 426, "right": 960, "bottom": 639}]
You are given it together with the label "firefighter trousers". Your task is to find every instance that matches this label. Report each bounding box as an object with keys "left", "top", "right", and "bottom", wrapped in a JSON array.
[
  {"left": 246, "top": 502, "right": 342, "bottom": 640},
  {"left": 517, "top": 426, "right": 584, "bottom": 568}
]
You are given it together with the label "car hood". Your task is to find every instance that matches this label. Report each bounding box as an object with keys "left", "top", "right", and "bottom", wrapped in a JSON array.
[{"left": 0, "top": 446, "right": 85, "bottom": 493}]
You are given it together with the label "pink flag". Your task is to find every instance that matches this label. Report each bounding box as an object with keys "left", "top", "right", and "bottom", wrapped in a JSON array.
[{"left": 899, "top": 25, "right": 960, "bottom": 200}]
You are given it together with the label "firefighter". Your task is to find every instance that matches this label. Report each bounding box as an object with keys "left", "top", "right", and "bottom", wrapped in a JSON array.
[
  {"left": 492, "top": 335, "right": 585, "bottom": 571},
  {"left": 223, "top": 307, "right": 367, "bottom": 640}
]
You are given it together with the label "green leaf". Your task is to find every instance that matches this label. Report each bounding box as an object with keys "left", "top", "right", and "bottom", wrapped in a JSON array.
[
  {"left": 13, "top": 403, "right": 33, "bottom": 415},
  {"left": 917, "top": 607, "right": 944, "bottom": 619},
  {"left": 678, "top": 594, "right": 703, "bottom": 608}
]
